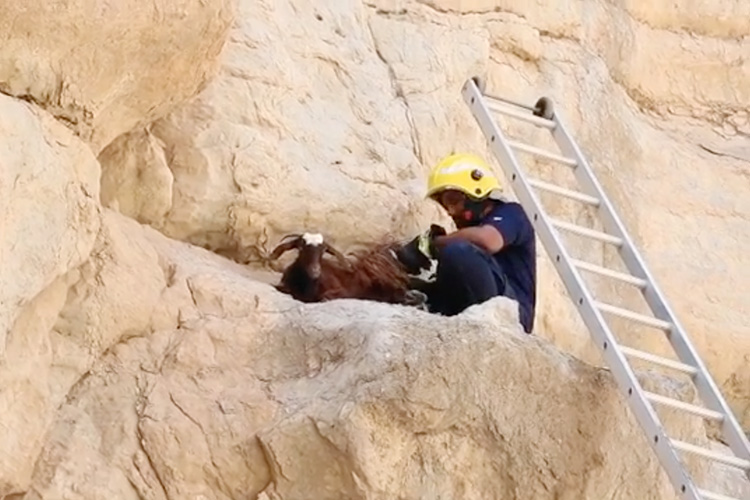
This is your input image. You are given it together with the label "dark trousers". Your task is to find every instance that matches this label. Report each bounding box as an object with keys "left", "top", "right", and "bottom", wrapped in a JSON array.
[{"left": 428, "top": 240, "right": 518, "bottom": 318}]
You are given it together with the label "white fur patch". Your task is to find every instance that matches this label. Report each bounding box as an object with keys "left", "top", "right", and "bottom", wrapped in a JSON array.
[
  {"left": 415, "top": 258, "right": 438, "bottom": 283},
  {"left": 302, "top": 233, "right": 324, "bottom": 246}
]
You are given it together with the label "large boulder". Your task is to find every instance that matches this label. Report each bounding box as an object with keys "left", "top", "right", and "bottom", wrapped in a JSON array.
[
  {"left": 0, "top": 0, "right": 235, "bottom": 152},
  {"left": 0, "top": 210, "right": 175, "bottom": 496},
  {"left": 98, "top": 0, "right": 462, "bottom": 262},
  {"left": 13, "top": 214, "right": 738, "bottom": 499},
  {"left": 0, "top": 94, "right": 100, "bottom": 493},
  {"left": 0, "top": 94, "right": 100, "bottom": 350}
]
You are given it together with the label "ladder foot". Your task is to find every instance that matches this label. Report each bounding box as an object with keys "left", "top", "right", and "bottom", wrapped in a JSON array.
[{"left": 534, "top": 96, "right": 554, "bottom": 119}]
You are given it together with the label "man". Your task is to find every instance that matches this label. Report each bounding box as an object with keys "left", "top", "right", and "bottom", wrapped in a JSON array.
[{"left": 416, "top": 152, "right": 537, "bottom": 334}]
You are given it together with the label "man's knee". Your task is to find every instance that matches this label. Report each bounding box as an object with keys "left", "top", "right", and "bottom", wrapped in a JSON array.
[{"left": 432, "top": 240, "right": 501, "bottom": 315}]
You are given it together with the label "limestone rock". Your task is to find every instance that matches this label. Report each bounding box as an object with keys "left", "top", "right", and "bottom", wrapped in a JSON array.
[
  {"left": 98, "top": 0, "right": 451, "bottom": 262},
  {"left": 99, "top": 129, "right": 174, "bottom": 226},
  {"left": 0, "top": 0, "right": 235, "bottom": 152},
  {"left": 0, "top": 211, "right": 173, "bottom": 495},
  {"left": 0, "top": 275, "right": 70, "bottom": 496},
  {"left": 0, "top": 94, "right": 100, "bottom": 352},
  {"left": 96, "top": 3, "right": 750, "bottom": 432},
  {"left": 0, "top": 94, "right": 99, "bottom": 494},
  {"left": 48, "top": 212, "right": 170, "bottom": 397},
  {"left": 17, "top": 218, "right": 717, "bottom": 499},
  {"left": 1, "top": 206, "right": 744, "bottom": 498},
  {"left": 3, "top": 0, "right": 747, "bottom": 497}
]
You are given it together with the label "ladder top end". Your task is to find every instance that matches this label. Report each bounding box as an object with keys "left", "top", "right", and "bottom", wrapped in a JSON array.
[
  {"left": 469, "top": 76, "right": 486, "bottom": 93},
  {"left": 533, "top": 97, "right": 555, "bottom": 120}
]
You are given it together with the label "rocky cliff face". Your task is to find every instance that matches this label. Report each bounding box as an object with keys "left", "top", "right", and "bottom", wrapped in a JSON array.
[
  {"left": 0, "top": 0, "right": 748, "bottom": 499},
  {"left": 96, "top": 0, "right": 750, "bottom": 431}
]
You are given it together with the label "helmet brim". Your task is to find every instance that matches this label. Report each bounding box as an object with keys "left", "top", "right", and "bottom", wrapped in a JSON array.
[{"left": 426, "top": 185, "right": 505, "bottom": 202}]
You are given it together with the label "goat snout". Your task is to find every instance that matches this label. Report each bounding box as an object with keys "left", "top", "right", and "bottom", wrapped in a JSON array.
[{"left": 309, "top": 261, "right": 322, "bottom": 279}]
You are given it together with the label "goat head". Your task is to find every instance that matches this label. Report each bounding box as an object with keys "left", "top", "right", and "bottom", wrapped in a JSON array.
[
  {"left": 268, "top": 234, "right": 304, "bottom": 260},
  {"left": 269, "top": 233, "right": 353, "bottom": 271}
]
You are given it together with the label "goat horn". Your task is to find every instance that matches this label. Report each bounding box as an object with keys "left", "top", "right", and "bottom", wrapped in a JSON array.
[
  {"left": 269, "top": 236, "right": 303, "bottom": 260},
  {"left": 323, "top": 242, "right": 352, "bottom": 269},
  {"left": 278, "top": 233, "right": 303, "bottom": 243}
]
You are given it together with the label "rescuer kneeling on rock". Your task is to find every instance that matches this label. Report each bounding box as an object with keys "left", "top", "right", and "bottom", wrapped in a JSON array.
[{"left": 411, "top": 153, "right": 537, "bottom": 334}]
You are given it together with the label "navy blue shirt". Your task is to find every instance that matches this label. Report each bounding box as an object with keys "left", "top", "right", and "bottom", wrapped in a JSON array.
[{"left": 481, "top": 202, "right": 536, "bottom": 333}]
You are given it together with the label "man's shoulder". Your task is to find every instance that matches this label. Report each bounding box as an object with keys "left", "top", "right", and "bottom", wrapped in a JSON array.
[
  {"left": 484, "top": 201, "right": 532, "bottom": 225},
  {"left": 481, "top": 201, "right": 535, "bottom": 247}
]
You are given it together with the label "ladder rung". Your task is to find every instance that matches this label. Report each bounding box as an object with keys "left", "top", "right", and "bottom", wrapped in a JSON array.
[
  {"left": 672, "top": 439, "right": 750, "bottom": 471},
  {"left": 644, "top": 391, "right": 725, "bottom": 422},
  {"left": 507, "top": 140, "right": 577, "bottom": 167},
  {"left": 549, "top": 218, "right": 624, "bottom": 246},
  {"left": 485, "top": 98, "right": 556, "bottom": 129},
  {"left": 528, "top": 178, "right": 600, "bottom": 206},
  {"left": 571, "top": 259, "right": 647, "bottom": 288},
  {"left": 595, "top": 301, "right": 673, "bottom": 331},
  {"left": 698, "top": 488, "right": 743, "bottom": 500},
  {"left": 483, "top": 92, "right": 537, "bottom": 112},
  {"left": 619, "top": 346, "right": 698, "bottom": 376}
]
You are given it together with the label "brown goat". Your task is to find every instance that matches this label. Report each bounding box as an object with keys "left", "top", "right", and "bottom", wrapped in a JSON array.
[{"left": 268, "top": 232, "right": 424, "bottom": 306}]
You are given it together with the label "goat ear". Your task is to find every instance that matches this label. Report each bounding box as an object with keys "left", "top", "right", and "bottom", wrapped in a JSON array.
[
  {"left": 269, "top": 236, "right": 302, "bottom": 260},
  {"left": 323, "top": 242, "right": 352, "bottom": 269}
]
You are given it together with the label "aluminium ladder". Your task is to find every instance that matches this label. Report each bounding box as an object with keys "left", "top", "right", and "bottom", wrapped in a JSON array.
[{"left": 461, "top": 77, "right": 750, "bottom": 500}]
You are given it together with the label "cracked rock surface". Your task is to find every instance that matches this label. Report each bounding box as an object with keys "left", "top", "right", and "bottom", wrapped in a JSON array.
[
  {"left": 0, "top": 0, "right": 749, "bottom": 498},
  {"left": 11, "top": 214, "right": 735, "bottom": 499},
  {"left": 100, "top": 0, "right": 750, "bottom": 430},
  {"left": 0, "top": 0, "right": 235, "bottom": 153}
]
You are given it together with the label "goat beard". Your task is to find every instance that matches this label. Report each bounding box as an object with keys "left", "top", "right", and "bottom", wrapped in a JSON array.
[{"left": 309, "top": 262, "right": 322, "bottom": 279}]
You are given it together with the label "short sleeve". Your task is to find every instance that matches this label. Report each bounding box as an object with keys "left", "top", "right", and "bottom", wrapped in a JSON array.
[{"left": 482, "top": 203, "right": 531, "bottom": 248}]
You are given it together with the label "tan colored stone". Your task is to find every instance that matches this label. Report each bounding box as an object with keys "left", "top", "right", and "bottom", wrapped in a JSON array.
[
  {"left": 621, "top": 0, "right": 750, "bottom": 38},
  {"left": 17, "top": 220, "right": 716, "bottom": 499},
  {"left": 0, "top": 211, "right": 171, "bottom": 496},
  {"left": 98, "top": 0, "right": 448, "bottom": 261},
  {"left": 0, "top": 276, "right": 69, "bottom": 495},
  {"left": 49, "top": 212, "right": 169, "bottom": 395},
  {"left": 99, "top": 129, "right": 174, "bottom": 225},
  {"left": 0, "top": 94, "right": 100, "bottom": 352},
  {"left": 0, "top": 0, "right": 235, "bottom": 152},
  {"left": 1, "top": 0, "right": 748, "bottom": 497},
  {"left": 97, "top": 0, "right": 750, "bottom": 429},
  {"left": 0, "top": 94, "right": 99, "bottom": 495}
]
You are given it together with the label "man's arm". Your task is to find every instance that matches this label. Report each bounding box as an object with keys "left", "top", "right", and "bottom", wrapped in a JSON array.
[{"left": 433, "top": 225, "right": 504, "bottom": 254}]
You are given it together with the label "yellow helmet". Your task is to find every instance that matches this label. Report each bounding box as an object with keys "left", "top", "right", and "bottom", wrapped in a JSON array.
[{"left": 426, "top": 153, "right": 503, "bottom": 200}]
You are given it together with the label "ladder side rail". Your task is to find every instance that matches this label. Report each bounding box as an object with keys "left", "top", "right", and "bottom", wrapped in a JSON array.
[
  {"left": 462, "top": 79, "right": 704, "bottom": 500},
  {"left": 549, "top": 115, "right": 750, "bottom": 466}
]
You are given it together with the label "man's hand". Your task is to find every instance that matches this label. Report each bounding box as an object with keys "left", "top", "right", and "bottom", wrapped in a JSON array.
[
  {"left": 394, "top": 224, "right": 446, "bottom": 277},
  {"left": 416, "top": 224, "right": 446, "bottom": 259}
]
